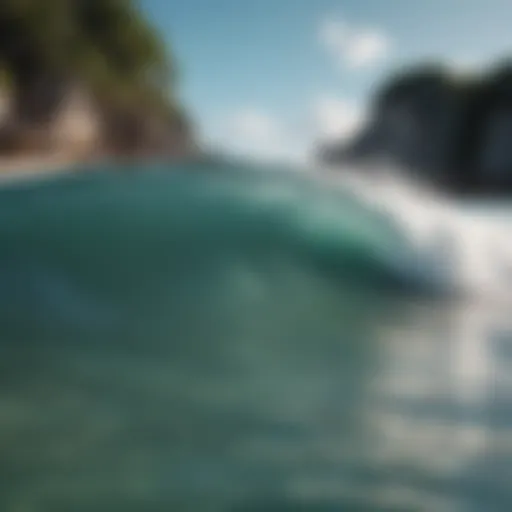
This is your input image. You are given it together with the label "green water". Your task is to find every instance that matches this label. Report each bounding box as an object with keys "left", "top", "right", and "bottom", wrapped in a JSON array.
[{"left": 0, "top": 163, "right": 511, "bottom": 511}]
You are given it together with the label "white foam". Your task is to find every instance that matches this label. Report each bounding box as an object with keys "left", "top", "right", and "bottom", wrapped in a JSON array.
[{"left": 321, "top": 165, "right": 512, "bottom": 300}]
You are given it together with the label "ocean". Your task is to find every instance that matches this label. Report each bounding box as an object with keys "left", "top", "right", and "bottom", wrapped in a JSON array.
[{"left": 0, "top": 162, "right": 511, "bottom": 511}]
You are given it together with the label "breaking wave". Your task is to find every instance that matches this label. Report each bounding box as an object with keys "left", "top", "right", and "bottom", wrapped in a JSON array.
[{"left": 0, "top": 161, "right": 509, "bottom": 336}]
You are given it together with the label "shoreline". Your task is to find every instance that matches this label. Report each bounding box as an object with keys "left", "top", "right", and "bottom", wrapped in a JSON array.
[{"left": 0, "top": 155, "right": 79, "bottom": 184}]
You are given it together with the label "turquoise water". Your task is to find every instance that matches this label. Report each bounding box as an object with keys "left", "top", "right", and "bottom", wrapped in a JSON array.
[{"left": 0, "top": 163, "right": 511, "bottom": 511}]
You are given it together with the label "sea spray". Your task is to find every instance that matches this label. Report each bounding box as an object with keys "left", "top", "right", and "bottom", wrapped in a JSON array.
[{"left": 322, "top": 163, "right": 512, "bottom": 298}]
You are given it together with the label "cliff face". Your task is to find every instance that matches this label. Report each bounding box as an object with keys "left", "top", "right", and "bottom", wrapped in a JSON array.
[
  {"left": 479, "top": 109, "right": 512, "bottom": 181},
  {"left": 319, "top": 63, "right": 512, "bottom": 195},
  {"left": 0, "top": 80, "right": 196, "bottom": 162},
  {"left": 97, "top": 98, "right": 195, "bottom": 160}
]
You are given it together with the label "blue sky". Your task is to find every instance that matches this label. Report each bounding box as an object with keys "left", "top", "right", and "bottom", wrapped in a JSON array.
[{"left": 141, "top": 0, "right": 512, "bottom": 161}]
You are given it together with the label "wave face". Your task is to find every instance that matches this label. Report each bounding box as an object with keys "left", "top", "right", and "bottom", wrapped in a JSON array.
[
  {"left": 0, "top": 162, "right": 511, "bottom": 340},
  {"left": 0, "top": 162, "right": 510, "bottom": 338},
  {"left": 2, "top": 162, "right": 512, "bottom": 510},
  {"left": 0, "top": 164, "right": 429, "bottom": 334}
]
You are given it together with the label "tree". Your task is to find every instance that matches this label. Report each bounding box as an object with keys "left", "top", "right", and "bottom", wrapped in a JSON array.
[{"left": 0, "top": 0, "right": 178, "bottom": 126}]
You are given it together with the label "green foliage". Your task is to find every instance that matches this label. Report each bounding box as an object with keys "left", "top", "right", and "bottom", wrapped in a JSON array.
[{"left": 0, "top": 0, "right": 176, "bottom": 114}]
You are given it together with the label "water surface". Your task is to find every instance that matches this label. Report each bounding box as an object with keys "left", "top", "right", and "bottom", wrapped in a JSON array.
[{"left": 0, "top": 163, "right": 511, "bottom": 511}]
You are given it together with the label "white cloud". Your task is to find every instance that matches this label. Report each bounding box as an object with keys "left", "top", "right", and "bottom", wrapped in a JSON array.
[
  {"left": 346, "top": 31, "right": 390, "bottom": 68},
  {"left": 313, "top": 95, "right": 366, "bottom": 143},
  {"left": 320, "top": 17, "right": 391, "bottom": 69},
  {"left": 200, "top": 95, "right": 366, "bottom": 165},
  {"left": 208, "top": 108, "right": 308, "bottom": 164}
]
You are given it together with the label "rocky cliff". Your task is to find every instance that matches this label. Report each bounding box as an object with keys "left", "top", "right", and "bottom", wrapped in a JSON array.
[
  {"left": 319, "top": 61, "right": 512, "bottom": 195},
  {"left": 0, "top": 82, "right": 196, "bottom": 163}
]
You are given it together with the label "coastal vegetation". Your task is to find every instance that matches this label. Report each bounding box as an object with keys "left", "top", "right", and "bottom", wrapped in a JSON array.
[{"left": 0, "top": 0, "right": 194, "bottom": 161}]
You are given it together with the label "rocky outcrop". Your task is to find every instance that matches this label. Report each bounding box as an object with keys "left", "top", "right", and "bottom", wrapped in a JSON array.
[
  {"left": 0, "top": 79, "right": 196, "bottom": 163},
  {"left": 98, "top": 101, "right": 194, "bottom": 159},
  {"left": 479, "top": 109, "right": 512, "bottom": 181},
  {"left": 318, "top": 62, "right": 512, "bottom": 195}
]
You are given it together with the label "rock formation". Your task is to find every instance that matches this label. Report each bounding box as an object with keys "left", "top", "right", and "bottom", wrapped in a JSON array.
[
  {"left": 319, "top": 61, "right": 512, "bottom": 195},
  {"left": 0, "top": 81, "right": 196, "bottom": 162}
]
